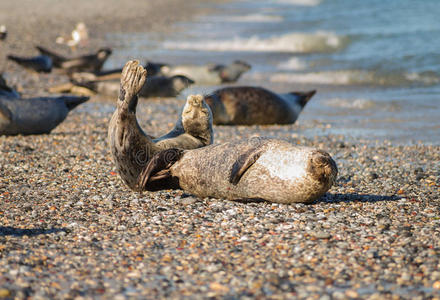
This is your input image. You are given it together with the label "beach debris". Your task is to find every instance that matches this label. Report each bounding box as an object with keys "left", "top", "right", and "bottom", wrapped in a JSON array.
[
  {"left": 56, "top": 22, "right": 89, "bottom": 49},
  {"left": 0, "top": 25, "right": 7, "bottom": 40}
]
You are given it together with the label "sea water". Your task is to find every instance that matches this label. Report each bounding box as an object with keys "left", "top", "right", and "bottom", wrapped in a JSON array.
[{"left": 107, "top": 0, "right": 440, "bottom": 145}]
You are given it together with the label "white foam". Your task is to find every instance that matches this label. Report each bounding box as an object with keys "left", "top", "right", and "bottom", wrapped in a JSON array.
[
  {"left": 274, "top": 0, "right": 321, "bottom": 6},
  {"left": 271, "top": 70, "right": 367, "bottom": 85},
  {"left": 325, "top": 98, "right": 376, "bottom": 109},
  {"left": 211, "top": 14, "right": 283, "bottom": 23},
  {"left": 277, "top": 57, "right": 307, "bottom": 70},
  {"left": 271, "top": 70, "right": 440, "bottom": 86},
  {"left": 163, "top": 31, "right": 348, "bottom": 54},
  {"left": 405, "top": 72, "right": 440, "bottom": 85}
]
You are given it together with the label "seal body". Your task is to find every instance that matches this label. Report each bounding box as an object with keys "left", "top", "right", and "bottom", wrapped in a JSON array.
[
  {"left": 159, "top": 60, "right": 251, "bottom": 85},
  {"left": 69, "top": 61, "right": 167, "bottom": 82},
  {"left": 7, "top": 54, "right": 53, "bottom": 73},
  {"left": 108, "top": 60, "right": 213, "bottom": 191},
  {"left": 0, "top": 95, "right": 89, "bottom": 135},
  {"left": 166, "top": 138, "right": 337, "bottom": 204},
  {"left": 205, "top": 86, "right": 315, "bottom": 125},
  {"left": 139, "top": 75, "right": 194, "bottom": 98},
  {"left": 71, "top": 75, "right": 194, "bottom": 98},
  {"left": 36, "top": 46, "right": 112, "bottom": 73}
]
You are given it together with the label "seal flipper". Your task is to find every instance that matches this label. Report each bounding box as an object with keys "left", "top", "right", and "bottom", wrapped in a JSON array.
[
  {"left": 62, "top": 96, "right": 90, "bottom": 111},
  {"left": 0, "top": 74, "right": 20, "bottom": 98},
  {"left": 0, "top": 102, "right": 12, "bottom": 125},
  {"left": 35, "top": 46, "right": 66, "bottom": 67},
  {"left": 138, "top": 148, "right": 184, "bottom": 190},
  {"left": 229, "top": 147, "right": 264, "bottom": 185},
  {"left": 290, "top": 90, "right": 316, "bottom": 107}
]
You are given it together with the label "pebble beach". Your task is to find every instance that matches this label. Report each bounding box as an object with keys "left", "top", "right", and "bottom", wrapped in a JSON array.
[{"left": 1, "top": 1, "right": 440, "bottom": 299}]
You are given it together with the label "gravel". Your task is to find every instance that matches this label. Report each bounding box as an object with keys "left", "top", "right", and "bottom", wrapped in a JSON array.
[{"left": 1, "top": 0, "right": 440, "bottom": 299}]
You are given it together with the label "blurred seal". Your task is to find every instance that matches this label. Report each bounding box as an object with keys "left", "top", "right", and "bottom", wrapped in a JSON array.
[{"left": 205, "top": 86, "right": 315, "bottom": 125}]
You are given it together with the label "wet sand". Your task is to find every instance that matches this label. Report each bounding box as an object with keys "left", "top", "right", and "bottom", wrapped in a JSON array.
[{"left": 1, "top": 1, "right": 440, "bottom": 299}]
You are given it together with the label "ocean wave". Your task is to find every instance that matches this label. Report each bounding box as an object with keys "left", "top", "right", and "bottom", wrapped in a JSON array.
[
  {"left": 210, "top": 14, "right": 283, "bottom": 23},
  {"left": 274, "top": 0, "right": 321, "bottom": 6},
  {"left": 277, "top": 57, "right": 307, "bottom": 70},
  {"left": 270, "top": 70, "right": 440, "bottom": 86},
  {"left": 324, "top": 98, "right": 402, "bottom": 112},
  {"left": 324, "top": 98, "right": 376, "bottom": 109},
  {"left": 163, "top": 31, "right": 349, "bottom": 53}
]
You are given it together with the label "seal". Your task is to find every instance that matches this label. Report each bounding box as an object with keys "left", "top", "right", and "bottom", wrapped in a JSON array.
[
  {"left": 0, "top": 74, "right": 20, "bottom": 99},
  {"left": 159, "top": 60, "right": 251, "bottom": 85},
  {"left": 139, "top": 75, "right": 194, "bottom": 98},
  {"left": 153, "top": 93, "right": 213, "bottom": 149},
  {"left": 0, "top": 95, "right": 89, "bottom": 135},
  {"left": 108, "top": 60, "right": 213, "bottom": 191},
  {"left": 138, "top": 137, "right": 338, "bottom": 204},
  {"left": 67, "top": 61, "right": 166, "bottom": 83},
  {"left": 7, "top": 54, "right": 53, "bottom": 73},
  {"left": 204, "top": 86, "right": 316, "bottom": 125},
  {"left": 36, "top": 46, "right": 112, "bottom": 73},
  {"left": 67, "top": 74, "right": 194, "bottom": 98}
]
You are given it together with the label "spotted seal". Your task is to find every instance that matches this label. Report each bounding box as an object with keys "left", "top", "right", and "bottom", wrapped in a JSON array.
[
  {"left": 7, "top": 54, "right": 53, "bottom": 73},
  {"left": 74, "top": 74, "right": 194, "bottom": 98},
  {"left": 36, "top": 46, "right": 112, "bottom": 73},
  {"left": 159, "top": 60, "right": 251, "bottom": 85},
  {"left": 0, "top": 95, "right": 89, "bottom": 135},
  {"left": 108, "top": 60, "right": 213, "bottom": 191},
  {"left": 68, "top": 61, "right": 167, "bottom": 82},
  {"left": 205, "top": 86, "right": 316, "bottom": 125},
  {"left": 138, "top": 137, "right": 337, "bottom": 204},
  {"left": 52, "top": 73, "right": 194, "bottom": 98}
]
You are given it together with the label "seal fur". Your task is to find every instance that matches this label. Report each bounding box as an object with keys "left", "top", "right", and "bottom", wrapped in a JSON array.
[
  {"left": 159, "top": 60, "right": 251, "bottom": 85},
  {"left": 204, "top": 86, "right": 316, "bottom": 125},
  {"left": 62, "top": 74, "right": 194, "bottom": 98},
  {"left": 139, "top": 137, "right": 337, "bottom": 204},
  {"left": 108, "top": 60, "right": 213, "bottom": 191},
  {"left": 0, "top": 95, "right": 89, "bottom": 135},
  {"left": 7, "top": 54, "right": 53, "bottom": 73},
  {"left": 36, "top": 46, "right": 112, "bottom": 73}
]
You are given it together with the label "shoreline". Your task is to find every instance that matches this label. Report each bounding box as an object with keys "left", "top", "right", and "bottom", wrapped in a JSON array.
[{"left": 0, "top": 0, "right": 221, "bottom": 95}]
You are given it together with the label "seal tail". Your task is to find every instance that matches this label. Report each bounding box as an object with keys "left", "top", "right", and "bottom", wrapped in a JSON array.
[
  {"left": 0, "top": 74, "right": 15, "bottom": 94},
  {"left": 290, "top": 90, "right": 316, "bottom": 107},
  {"left": 35, "top": 46, "right": 66, "bottom": 66},
  {"left": 7, "top": 55, "right": 28, "bottom": 65},
  {"left": 61, "top": 96, "right": 90, "bottom": 111}
]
